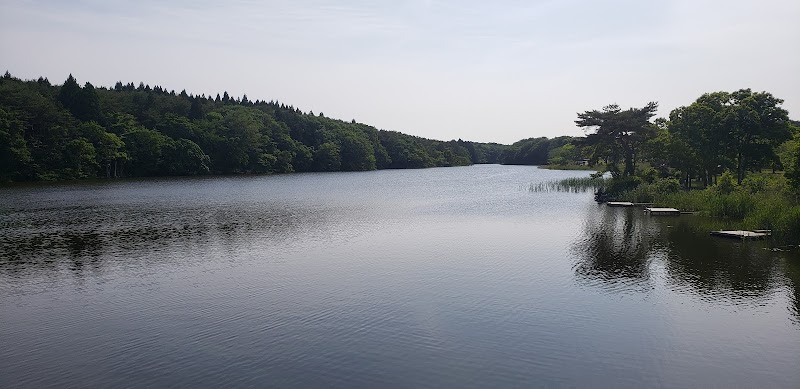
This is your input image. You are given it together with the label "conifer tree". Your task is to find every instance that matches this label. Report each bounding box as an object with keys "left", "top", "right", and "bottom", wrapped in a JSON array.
[{"left": 58, "top": 74, "right": 82, "bottom": 117}]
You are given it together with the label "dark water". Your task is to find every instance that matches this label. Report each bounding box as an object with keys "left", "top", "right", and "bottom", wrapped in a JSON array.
[{"left": 1, "top": 165, "right": 798, "bottom": 388}]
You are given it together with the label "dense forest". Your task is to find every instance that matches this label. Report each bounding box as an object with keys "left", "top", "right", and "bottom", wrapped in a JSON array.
[
  {"left": 0, "top": 72, "right": 580, "bottom": 182},
  {"left": 5, "top": 72, "right": 795, "bottom": 187}
]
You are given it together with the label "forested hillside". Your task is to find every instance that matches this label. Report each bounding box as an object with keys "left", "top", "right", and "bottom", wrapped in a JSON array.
[{"left": 1, "top": 72, "right": 540, "bottom": 182}]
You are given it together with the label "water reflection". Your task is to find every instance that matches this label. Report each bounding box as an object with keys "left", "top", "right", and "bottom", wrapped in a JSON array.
[
  {"left": 786, "top": 258, "right": 800, "bottom": 323},
  {"left": 572, "top": 206, "right": 664, "bottom": 292},
  {"left": 0, "top": 202, "right": 344, "bottom": 279},
  {"left": 1, "top": 167, "right": 798, "bottom": 388},
  {"left": 574, "top": 206, "right": 800, "bottom": 320},
  {"left": 663, "top": 220, "right": 779, "bottom": 302}
]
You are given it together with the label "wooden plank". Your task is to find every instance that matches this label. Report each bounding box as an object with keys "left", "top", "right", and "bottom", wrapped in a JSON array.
[
  {"left": 644, "top": 207, "right": 681, "bottom": 215},
  {"left": 710, "top": 230, "right": 770, "bottom": 240}
]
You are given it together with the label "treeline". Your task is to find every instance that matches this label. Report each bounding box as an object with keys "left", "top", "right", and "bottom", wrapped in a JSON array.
[
  {"left": 554, "top": 90, "right": 800, "bottom": 244},
  {"left": 571, "top": 90, "right": 799, "bottom": 189},
  {"left": 1, "top": 72, "right": 533, "bottom": 182},
  {"left": 498, "top": 136, "right": 575, "bottom": 165}
]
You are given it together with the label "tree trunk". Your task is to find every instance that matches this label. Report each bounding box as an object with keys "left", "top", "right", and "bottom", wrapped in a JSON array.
[
  {"left": 624, "top": 152, "right": 634, "bottom": 177},
  {"left": 737, "top": 151, "right": 744, "bottom": 184}
]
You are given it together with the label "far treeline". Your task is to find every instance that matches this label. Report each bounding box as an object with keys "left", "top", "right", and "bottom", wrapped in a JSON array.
[{"left": 0, "top": 72, "right": 575, "bottom": 182}]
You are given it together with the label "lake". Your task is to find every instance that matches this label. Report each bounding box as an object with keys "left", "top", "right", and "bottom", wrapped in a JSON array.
[{"left": 1, "top": 165, "right": 798, "bottom": 388}]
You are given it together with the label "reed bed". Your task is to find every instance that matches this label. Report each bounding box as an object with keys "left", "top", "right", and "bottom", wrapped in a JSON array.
[{"left": 529, "top": 176, "right": 608, "bottom": 193}]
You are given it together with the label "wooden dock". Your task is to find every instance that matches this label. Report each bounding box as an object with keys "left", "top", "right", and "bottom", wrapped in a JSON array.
[
  {"left": 606, "top": 202, "right": 634, "bottom": 207},
  {"left": 644, "top": 207, "right": 681, "bottom": 216},
  {"left": 606, "top": 202, "right": 654, "bottom": 207},
  {"left": 710, "top": 230, "right": 771, "bottom": 240}
]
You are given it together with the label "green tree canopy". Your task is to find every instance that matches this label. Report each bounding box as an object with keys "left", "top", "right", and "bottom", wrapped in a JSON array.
[{"left": 576, "top": 102, "right": 658, "bottom": 177}]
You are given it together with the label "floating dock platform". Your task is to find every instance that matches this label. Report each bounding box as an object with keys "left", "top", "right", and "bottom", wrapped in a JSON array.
[
  {"left": 710, "top": 230, "right": 771, "bottom": 240},
  {"left": 644, "top": 207, "right": 681, "bottom": 215},
  {"left": 606, "top": 202, "right": 634, "bottom": 207},
  {"left": 605, "top": 202, "right": 655, "bottom": 207}
]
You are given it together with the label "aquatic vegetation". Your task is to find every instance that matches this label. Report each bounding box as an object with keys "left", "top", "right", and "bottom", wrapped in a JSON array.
[
  {"left": 529, "top": 176, "right": 608, "bottom": 193},
  {"left": 618, "top": 174, "right": 800, "bottom": 245}
]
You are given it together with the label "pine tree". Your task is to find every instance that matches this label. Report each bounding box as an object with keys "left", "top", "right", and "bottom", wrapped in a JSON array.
[
  {"left": 189, "top": 98, "right": 204, "bottom": 120},
  {"left": 72, "top": 82, "right": 102, "bottom": 122},
  {"left": 58, "top": 74, "right": 82, "bottom": 116}
]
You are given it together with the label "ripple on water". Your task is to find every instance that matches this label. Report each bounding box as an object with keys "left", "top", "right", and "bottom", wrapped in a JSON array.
[{"left": 1, "top": 166, "right": 799, "bottom": 388}]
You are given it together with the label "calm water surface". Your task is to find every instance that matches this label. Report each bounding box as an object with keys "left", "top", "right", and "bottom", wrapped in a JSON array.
[{"left": 1, "top": 165, "right": 798, "bottom": 387}]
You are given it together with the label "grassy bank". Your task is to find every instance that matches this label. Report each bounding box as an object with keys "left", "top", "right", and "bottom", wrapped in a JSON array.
[{"left": 548, "top": 172, "right": 800, "bottom": 246}]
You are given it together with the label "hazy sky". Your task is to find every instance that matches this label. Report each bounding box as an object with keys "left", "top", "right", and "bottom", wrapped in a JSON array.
[{"left": 1, "top": 0, "right": 798, "bottom": 144}]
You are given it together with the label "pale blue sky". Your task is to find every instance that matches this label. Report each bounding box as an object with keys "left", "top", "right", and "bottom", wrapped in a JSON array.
[{"left": 2, "top": 0, "right": 798, "bottom": 143}]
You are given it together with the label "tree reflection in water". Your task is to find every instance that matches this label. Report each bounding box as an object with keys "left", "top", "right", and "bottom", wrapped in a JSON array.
[
  {"left": 572, "top": 207, "right": 664, "bottom": 292},
  {"left": 0, "top": 203, "right": 339, "bottom": 279},
  {"left": 573, "top": 206, "right": 800, "bottom": 321},
  {"left": 663, "top": 220, "right": 780, "bottom": 301}
]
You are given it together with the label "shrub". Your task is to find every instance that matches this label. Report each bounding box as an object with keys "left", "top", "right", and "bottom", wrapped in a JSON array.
[
  {"left": 713, "top": 171, "right": 737, "bottom": 194},
  {"left": 620, "top": 185, "right": 654, "bottom": 203},
  {"left": 741, "top": 175, "right": 769, "bottom": 193},
  {"left": 653, "top": 177, "right": 681, "bottom": 194},
  {"left": 744, "top": 201, "right": 800, "bottom": 245},
  {"left": 640, "top": 167, "right": 659, "bottom": 184},
  {"left": 606, "top": 176, "right": 642, "bottom": 196}
]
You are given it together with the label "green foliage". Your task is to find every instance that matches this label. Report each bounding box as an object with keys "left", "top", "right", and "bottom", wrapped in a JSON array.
[
  {"left": 576, "top": 102, "right": 658, "bottom": 177},
  {"left": 667, "top": 89, "right": 791, "bottom": 186},
  {"left": 547, "top": 143, "right": 579, "bottom": 166},
  {"left": 3, "top": 72, "right": 795, "bottom": 192},
  {"left": 639, "top": 167, "right": 659, "bottom": 184},
  {"left": 606, "top": 176, "right": 642, "bottom": 195},
  {"left": 64, "top": 138, "right": 98, "bottom": 178},
  {"left": 162, "top": 138, "right": 210, "bottom": 175},
  {"left": 531, "top": 176, "right": 608, "bottom": 193},
  {"left": 502, "top": 136, "right": 574, "bottom": 165},
  {"left": 652, "top": 177, "right": 681, "bottom": 194},
  {"left": 785, "top": 135, "right": 800, "bottom": 192},
  {"left": 0, "top": 72, "right": 512, "bottom": 182},
  {"left": 704, "top": 190, "right": 755, "bottom": 219},
  {"left": 123, "top": 128, "right": 168, "bottom": 176},
  {"left": 742, "top": 200, "right": 800, "bottom": 244},
  {"left": 740, "top": 174, "right": 769, "bottom": 194},
  {"left": 339, "top": 132, "right": 376, "bottom": 171},
  {"left": 608, "top": 170, "right": 800, "bottom": 245},
  {"left": 0, "top": 107, "right": 32, "bottom": 181},
  {"left": 313, "top": 142, "right": 341, "bottom": 172},
  {"left": 713, "top": 171, "right": 738, "bottom": 194}
]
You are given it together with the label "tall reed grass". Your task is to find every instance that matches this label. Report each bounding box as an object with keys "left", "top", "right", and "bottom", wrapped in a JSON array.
[
  {"left": 617, "top": 176, "right": 800, "bottom": 245},
  {"left": 529, "top": 176, "right": 608, "bottom": 193},
  {"left": 541, "top": 171, "right": 800, "bottom": 245}
]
